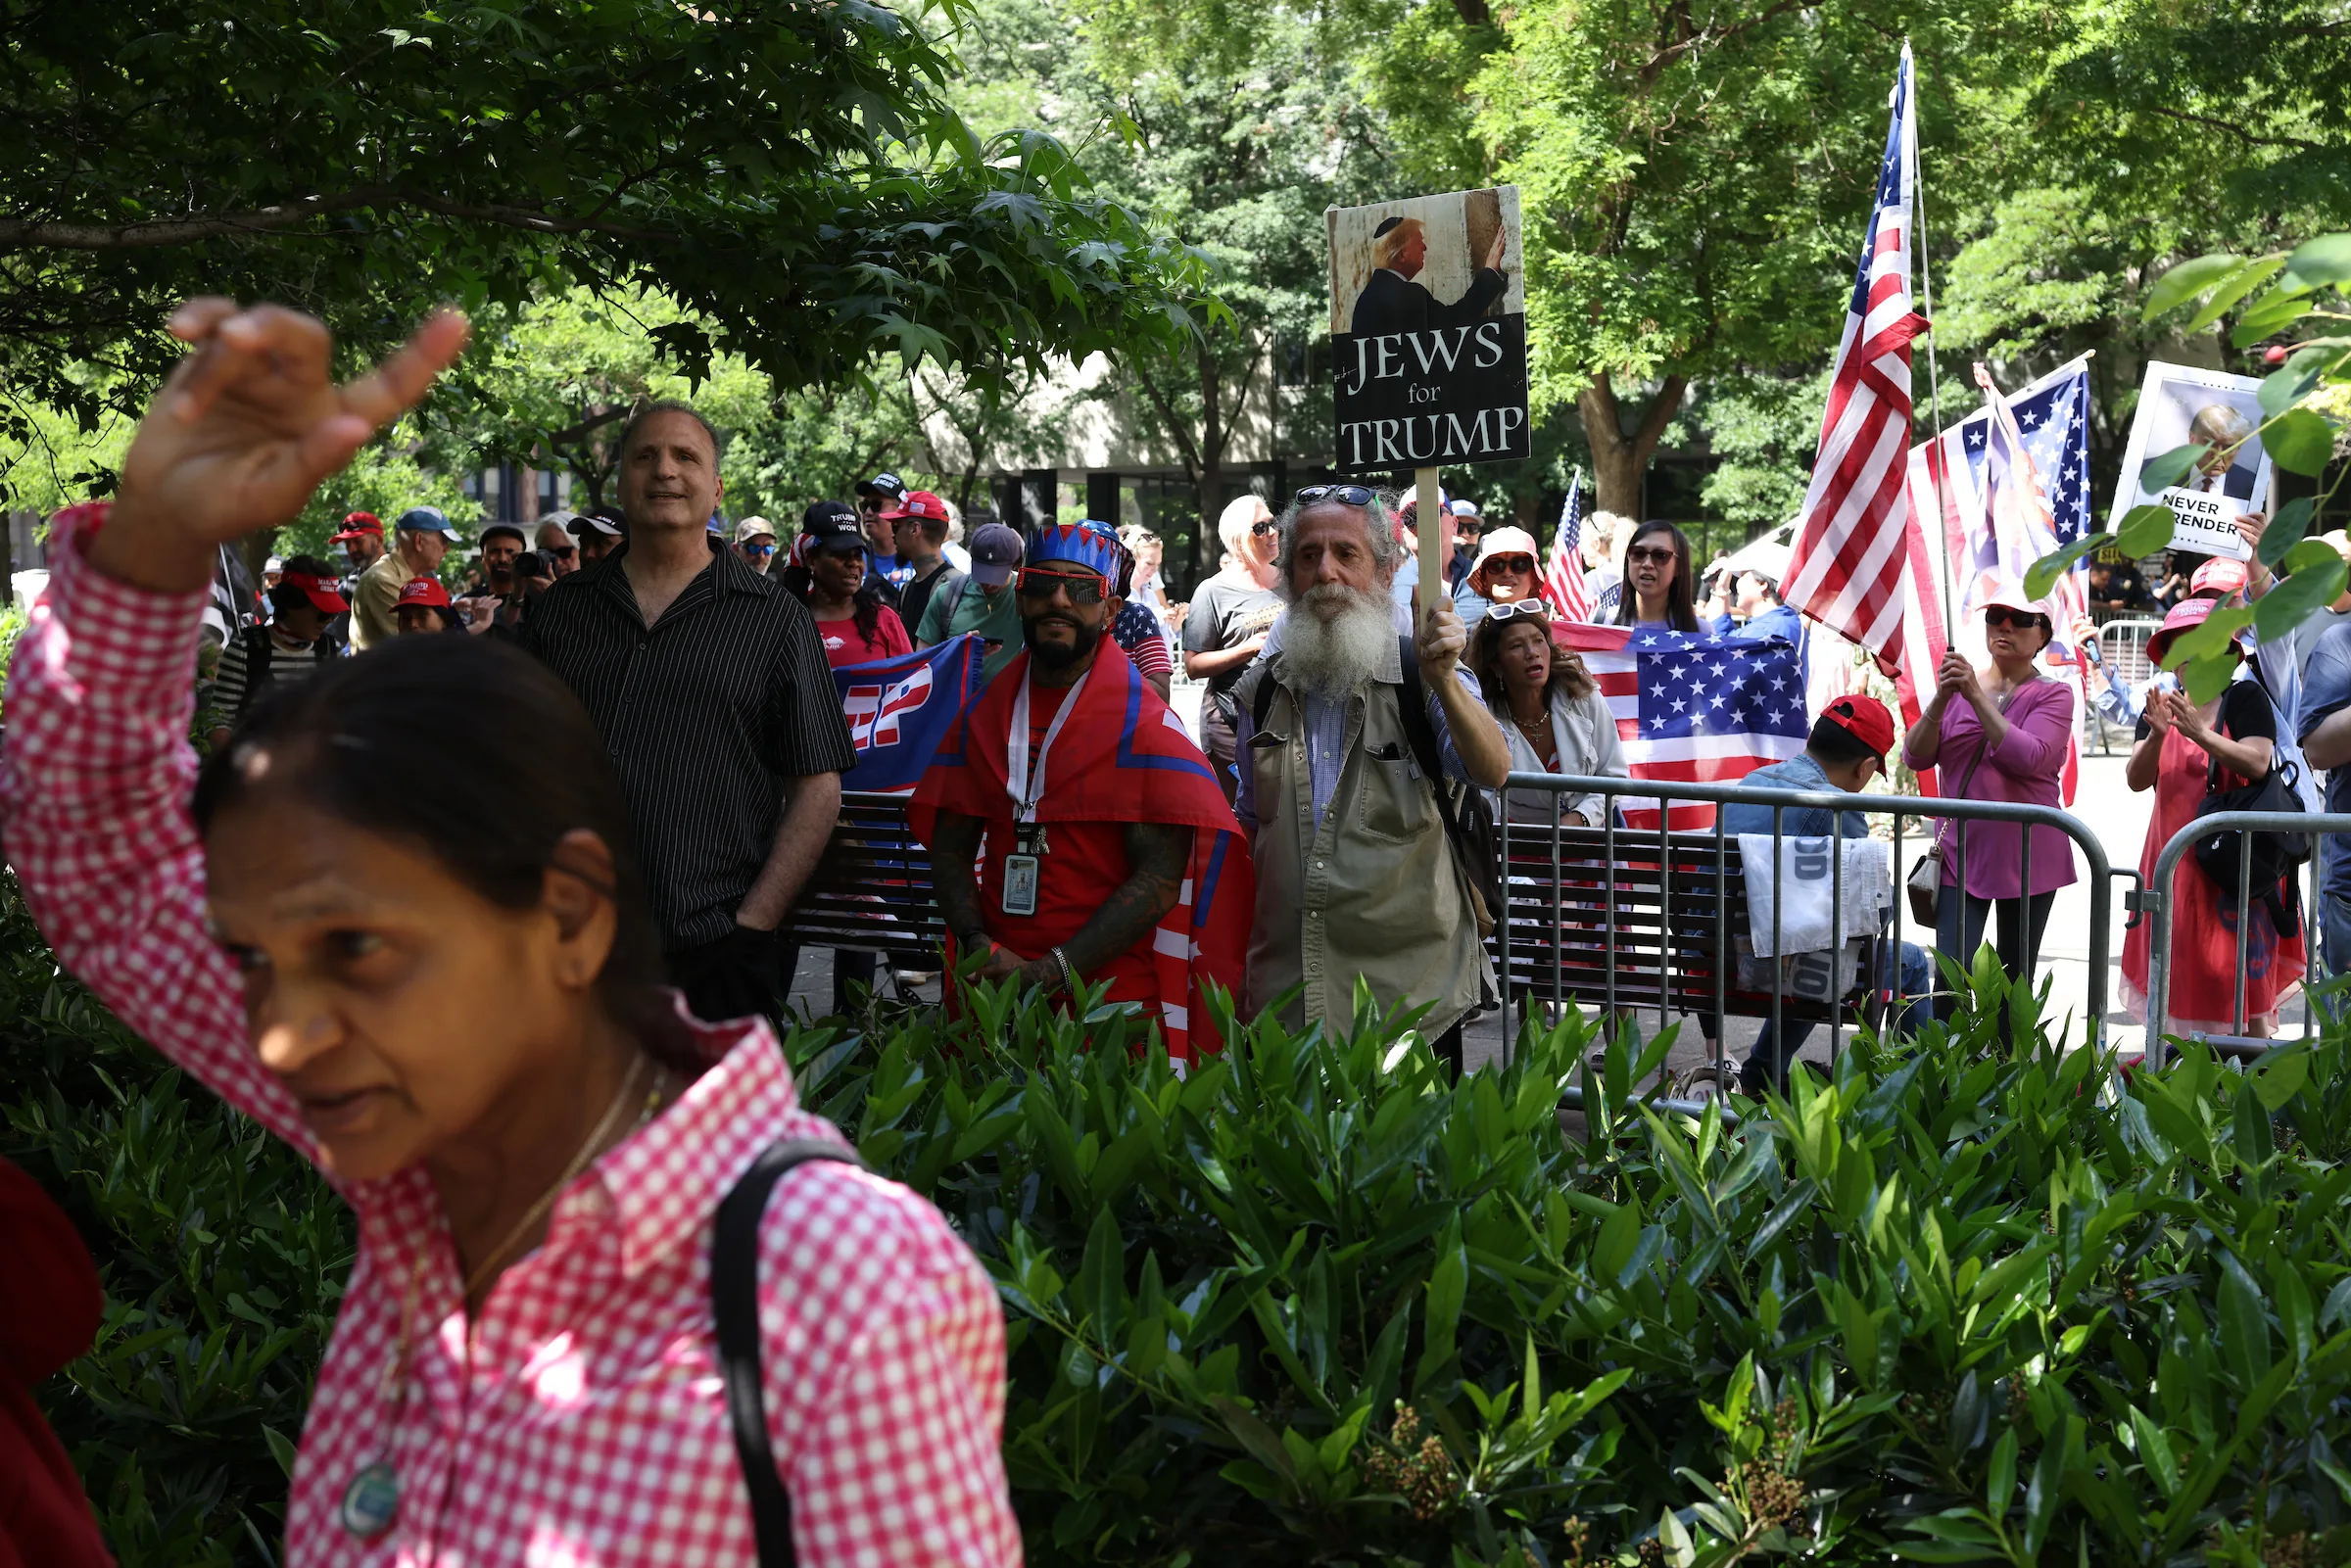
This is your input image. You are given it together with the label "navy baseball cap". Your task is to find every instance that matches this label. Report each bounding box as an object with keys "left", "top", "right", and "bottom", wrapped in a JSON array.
[
  {"left": 967, "top": 522, "right": 1025, "bottom": 587},
  {"left": 854, "top": 472, "right": 908, "bottom": 501},
  {"left": 798, "top": 505, "right": 866, "bottom": 554},
  {"left": 480, "top": 522, "right": 527, "bottom": 546},
  {"left": 395, "top": 506, "right": 456, "bottom": 536}
]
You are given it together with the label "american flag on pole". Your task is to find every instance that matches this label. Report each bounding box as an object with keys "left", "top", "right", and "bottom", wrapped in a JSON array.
[
  {"left": 1780, "top": 44, "right": 1930, "bottom": 663},
  {"left": 1541, "top": 469, "right": 1591, "bottom": 621},
  {"left": 1558, "top": 622, "right": 1809, "bottom": 831}
]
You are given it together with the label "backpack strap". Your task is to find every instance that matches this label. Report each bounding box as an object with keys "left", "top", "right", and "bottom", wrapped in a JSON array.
[
  {"left": 1248, "top": 661, "right": 1281, "bottom": 734},
  {"left": 235, "top": 625, "right": 273, "bottom": 718},
  {"left": 712, "top": 1138, "right": 868, "bottom": 1568}
]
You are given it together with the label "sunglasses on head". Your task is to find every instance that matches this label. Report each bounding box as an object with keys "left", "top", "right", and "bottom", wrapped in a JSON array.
[
  {"left": 1016, "top": 568, "right": 1107, "bottom": 604},
  {"left": 1984, "top": 606, "right": 2048, "bottom": 632},
  {"left": 1292, "top": 484, "right": 1378, "bottom": 509},
  {"left": 1485, "top": 598, "right": 1554, "bottom": 625},
  {"left": 1624, "top": 545, "right": 1678, "bottom": 567}
]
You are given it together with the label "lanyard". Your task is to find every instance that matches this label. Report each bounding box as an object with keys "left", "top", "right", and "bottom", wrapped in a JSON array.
[{"left": 1006, "top": 664, "right": 1092, "bottom": 824}]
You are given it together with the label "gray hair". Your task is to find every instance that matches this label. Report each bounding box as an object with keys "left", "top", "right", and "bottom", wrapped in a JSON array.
[{"left": 1271, "top": 487, "right": 1403, "bottom": 598}]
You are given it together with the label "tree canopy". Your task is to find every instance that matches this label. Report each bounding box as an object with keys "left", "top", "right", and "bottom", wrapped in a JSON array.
[{"left": 0, "top": 0, "right": 1220, "bottom": 442}]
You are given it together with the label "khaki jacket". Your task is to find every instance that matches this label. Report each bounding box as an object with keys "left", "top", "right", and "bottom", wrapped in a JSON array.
[
  {"left": 349, "top": 549, "right": 409, "bottom": 652},
  {"left": 1236, "top": 647, "right": 1492, "bottom": 1037}
]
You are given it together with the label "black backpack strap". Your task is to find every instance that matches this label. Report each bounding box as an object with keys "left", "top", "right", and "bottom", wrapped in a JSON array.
[
  {"left": 1393, "top": 636, "right": 1463, "bottom": 832},
  {"left": 235, "top": 625, "right": 273, "bottom": 719},
  {"left": 1247, "top": 662, "right": 1281, "bottom": 734},
  {"left": 713, "top": 1138, "right": 867, "bottom": 1568}
]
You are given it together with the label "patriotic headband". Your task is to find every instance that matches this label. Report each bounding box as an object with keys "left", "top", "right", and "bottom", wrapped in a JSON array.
[{"left": 1027, "top": 519, "right": 1130, "bottom": 594}]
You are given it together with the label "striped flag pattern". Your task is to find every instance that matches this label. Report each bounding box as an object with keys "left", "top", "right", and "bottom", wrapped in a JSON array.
[
  {"left": 1781, "top": 44, "right": 1930, "bottom": 663},
  {"left": 1557, "top": 622, "right": 1809, "bottom": 832},
  {"left": 1542, "top": 472, "right": 1592, "bottom": 621}
]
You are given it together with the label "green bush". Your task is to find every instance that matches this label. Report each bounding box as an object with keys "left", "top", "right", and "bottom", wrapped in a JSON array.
[
  {"left": 801, "top": 952, "right": 2351, "bottom": 1565},
  {"left": 0, "top": 872, "right": 352, "bottom": 1567},
  {"left": 14, "top": 838, "right": 2351, "bottom": 1566}
]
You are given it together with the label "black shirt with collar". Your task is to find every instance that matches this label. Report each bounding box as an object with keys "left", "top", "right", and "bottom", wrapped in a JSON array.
[{"left": 521, "top": 541, "right": 856, "bottom": 951}]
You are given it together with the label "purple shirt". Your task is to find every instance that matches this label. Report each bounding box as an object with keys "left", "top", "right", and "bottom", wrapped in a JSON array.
[{"left": 1915, "top": 677, "right": 2079, "bottom": 899}]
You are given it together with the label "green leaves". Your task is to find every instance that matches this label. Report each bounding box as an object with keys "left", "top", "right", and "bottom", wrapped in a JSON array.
[
  {"left": 2116, "top": 503, "right": 2179, "bottom": 559},
  {"left": 2267, "top": 408, "right": 2341, "bottom": 478},
  {"left": 2137, "top": 445, "right": 2208, "bottom": 494},
  {"left": 2287, "top": 234, "right": 2351, "bottom": 289},
  {"left": 2256, "top": 498, "right": 2314, "bottom": 569},
  {"left": 2254, "top": 553, "right": 2347, "bottom": 642},
  {"left": 2141, "top": 254, "right": 2252, "bottom": 320},
  {"left": 2025, "top": 533, "right": 2112, "bottom": 602}
]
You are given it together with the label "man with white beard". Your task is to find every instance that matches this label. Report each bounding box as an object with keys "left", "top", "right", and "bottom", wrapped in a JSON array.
[{"left": 1232, "top": 485, "right": 1511, "bottom": 1075}]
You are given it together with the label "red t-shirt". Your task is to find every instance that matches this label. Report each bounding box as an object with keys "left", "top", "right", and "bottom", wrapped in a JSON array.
[
  {"left": 815, "top": 606, "right": 912, "bottom": 667},
  {"left": 971, "top": 685, "right": 1159, "bottom": 1003}
]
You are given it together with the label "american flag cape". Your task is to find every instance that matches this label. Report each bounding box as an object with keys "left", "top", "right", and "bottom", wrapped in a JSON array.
[
  {"left": 907, "top": 640, "right": 1253, "bottom": 1066},
  {"left": 834, "top": 635, "right": 986, "bottom": 794},
  {"left": 1782, "top": 44, "right": 1929, "bottom": 665},
  {"left": 1555, "top": 622, "right": 1810, "bottom": 831},
  {"left": 1541, "top": 472, "right": 1591, "bottom": 621},
  {"left": 1901, "top": 358, "right": 2093, "bottom": 800}
]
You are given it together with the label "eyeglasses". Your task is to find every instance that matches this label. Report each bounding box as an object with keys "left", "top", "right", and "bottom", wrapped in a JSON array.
[
  {"left": 1016, "top": 568, "right": 1106, "bottom": 604},
  {"left": 1292, "top": 485, "right": 1378, "bottom": 508},
  {"left": 1984, "top": 607, "right": 2048, "bottom": 631},
  {"left": 1624, "top": 546, "right": 1678, "bottom": 567},
  {"left": 1484, "top": 553, "right": 1536, "bottom": 575}
]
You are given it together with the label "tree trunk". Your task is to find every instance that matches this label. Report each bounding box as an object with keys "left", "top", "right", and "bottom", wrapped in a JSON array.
[
  {"left": 1195, "top": 342, "right": 1225, "bottom": 585},
  {"left": 1576, "top": 370, "right": 1689, "bottom": 518}
]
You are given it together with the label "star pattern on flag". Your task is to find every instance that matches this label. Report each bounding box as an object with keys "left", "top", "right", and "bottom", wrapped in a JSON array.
[
  {"left": 1630, "top": 636, "right": 1809, "bottom": 741},
  {"left": 1960, "top": 367, "right": 2091, "bottom": 548}
]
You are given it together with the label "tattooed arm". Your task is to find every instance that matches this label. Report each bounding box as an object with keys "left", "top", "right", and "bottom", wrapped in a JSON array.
[{"left": 1044, "top": 822, "right": 1193, "bottom": 986}]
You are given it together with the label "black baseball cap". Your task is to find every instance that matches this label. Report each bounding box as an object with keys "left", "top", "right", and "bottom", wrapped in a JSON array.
[
  {"left": 481, "top": 522, "right": 527, "bottom": 546},
  {"left": 854, "top": 472, "right": 908, "bottom": 501},
  {"left": 798, "top": 505, "right": 866, "bottom": 554}
]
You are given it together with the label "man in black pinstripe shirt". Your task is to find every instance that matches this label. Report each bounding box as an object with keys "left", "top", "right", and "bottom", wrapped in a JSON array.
[{"left": 523, "top": 402, "right": 855, "bottom": 1023}]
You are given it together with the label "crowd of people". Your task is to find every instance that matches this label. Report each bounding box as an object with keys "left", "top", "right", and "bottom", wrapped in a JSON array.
[{"left": 1, "top": 299, "right": 2335, "bottom": 1564}]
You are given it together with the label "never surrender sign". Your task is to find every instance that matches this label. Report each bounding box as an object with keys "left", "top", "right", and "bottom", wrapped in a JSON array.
[{"left": 1326, "top": 185, "right": 1530, "bottom": 471}]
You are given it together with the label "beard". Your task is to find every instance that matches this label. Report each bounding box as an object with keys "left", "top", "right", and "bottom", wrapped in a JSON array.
[
  {"left": 1280, "top": 582, "right": 1392, "bottom": 697},
  {"left": 1024, "top": 611, "right": 1103, "bottom": 671}
]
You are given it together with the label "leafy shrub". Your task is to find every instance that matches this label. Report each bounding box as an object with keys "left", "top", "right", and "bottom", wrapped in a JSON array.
[
  {"left": 15, "top": 841, "right": 2351, "bottom": 1566},
  {"left": 0, "top": 872, "right": 351, "bottom": 1567},
  {"left": 800, "top": 950, "right": 2351, "bottom": 1565}
]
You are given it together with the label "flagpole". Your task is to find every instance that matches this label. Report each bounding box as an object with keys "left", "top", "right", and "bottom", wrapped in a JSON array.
[{"left": 1906, "top": 38, "right": 1958, "bottom": 641}]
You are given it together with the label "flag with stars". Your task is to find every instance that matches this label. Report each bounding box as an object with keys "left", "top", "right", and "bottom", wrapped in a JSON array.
[{"left": 1557, "top": 622, "right": 1810, "bottom": 831}]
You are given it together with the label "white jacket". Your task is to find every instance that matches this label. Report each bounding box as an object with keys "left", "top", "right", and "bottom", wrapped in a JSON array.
[{"left": 1483, "top": 684, "right": 1631, "bottom": 828}]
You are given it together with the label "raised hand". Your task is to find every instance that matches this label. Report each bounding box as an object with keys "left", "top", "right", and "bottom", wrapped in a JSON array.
[{"left": 95, "top": 301, "right": 469, "bottom": 594}]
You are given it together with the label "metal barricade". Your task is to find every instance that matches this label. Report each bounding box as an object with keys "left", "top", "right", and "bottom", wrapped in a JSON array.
[
  {"left": 1490, "top": 773, "right": 2117, "bottom": 1081},
  {"left": 2141, "top": 808, "right": 2351, "bottom": 1051},
  {"left": 2089, "top": 619, "right": 2163, "bottom": 756}
]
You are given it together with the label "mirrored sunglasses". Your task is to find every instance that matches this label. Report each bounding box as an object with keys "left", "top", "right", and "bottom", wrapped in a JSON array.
[
  {"left": 1292, "top": 484, "right": 1378, "bottom": 509},
  {"left": 1016, "top": 568, "right": 1107, "bottom": 604}
]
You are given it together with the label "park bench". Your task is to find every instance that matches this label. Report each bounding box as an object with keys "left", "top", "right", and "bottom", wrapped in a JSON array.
[
  {"left": 1494, "top": 827, "right": 1879, "bottom": 1034},
  {"left": 784, "top": 799, "right": 1880, "bottom": 1040},
  {"left": 779, "top": 792, "right": 948, "bottom": 969}
]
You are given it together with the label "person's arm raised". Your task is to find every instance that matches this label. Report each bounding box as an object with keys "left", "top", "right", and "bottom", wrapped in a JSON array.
[{"left": 0, "top": 301, "right": 465, "bottom": 1154}]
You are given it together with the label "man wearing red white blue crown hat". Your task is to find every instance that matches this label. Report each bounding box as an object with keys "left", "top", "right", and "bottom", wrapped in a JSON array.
[{"left": 910, "top": 518, "right": 1255, "bottom": 1065}]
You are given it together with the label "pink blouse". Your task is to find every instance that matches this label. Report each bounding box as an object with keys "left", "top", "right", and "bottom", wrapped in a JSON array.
[
  {"left": 1916, "top": 676, "right": 2079, "bottom": 900},
  {"left": 0, "top": 516, "right": 1021, "bottom": 1566}
]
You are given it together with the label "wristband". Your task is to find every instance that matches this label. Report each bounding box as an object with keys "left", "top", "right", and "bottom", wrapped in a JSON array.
[{"left": 1050, "top": 945, "right": 1080, "bottom": 995}]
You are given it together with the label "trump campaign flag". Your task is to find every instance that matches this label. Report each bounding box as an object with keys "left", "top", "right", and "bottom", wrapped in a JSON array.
[
  {"left": 1557, "top": 622, "right": 1810, "bottom": 831},
  {"left": 835, "top": 634, "right": 985, "bottom": 793}
]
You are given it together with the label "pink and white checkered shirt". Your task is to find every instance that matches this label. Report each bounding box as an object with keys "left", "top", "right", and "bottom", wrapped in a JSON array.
[{"left": 0, "top": 509, "right": 1023, "bottom": 1567}]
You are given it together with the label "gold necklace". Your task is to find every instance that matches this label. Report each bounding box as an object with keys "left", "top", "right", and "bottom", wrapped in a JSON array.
[{"left": 338, "top": 1053, "right": 664, "bottom": 1543}]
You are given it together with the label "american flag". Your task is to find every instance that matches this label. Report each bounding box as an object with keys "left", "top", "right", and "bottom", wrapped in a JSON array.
[
  {"left": 1559, "top": 622, "right": 1810, "bottom": 831},
  {"left": 1781, "top": 44, "right": 1930, "bottom": 664},
  {"left": 1542, "top": 470, "right": 1590, "bottom": 621}
]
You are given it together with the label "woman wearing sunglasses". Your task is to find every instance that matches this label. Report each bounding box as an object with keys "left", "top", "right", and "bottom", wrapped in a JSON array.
[
  {"left": 1609, "top": 519, "right": 1703, "bottom": 633},
  {"left": 1, "top": 302, "right": 1019, "bottom": 1564},
  {"left": 1469, "top": 600, "right": 1628, "bottom": 826},
  {"left": 1902, "top": 595, "right": 2080, "bottom": 993},
  {"left": 1456, "top": 524, "right": 1544, "bottom": 629}
]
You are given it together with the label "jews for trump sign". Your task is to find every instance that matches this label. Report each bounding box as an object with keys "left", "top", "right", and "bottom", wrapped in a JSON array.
[{"left": 1325, "top": 186, "right": 1530, "bottom": 471}]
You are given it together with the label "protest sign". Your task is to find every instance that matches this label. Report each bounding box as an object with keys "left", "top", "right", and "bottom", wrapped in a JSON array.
[
  {"left": 2108, "top": 360, "right": 2276, "bottom": 562},
  {"left": 1325, "top": 186, "right": 1529, "bottom": 473}
]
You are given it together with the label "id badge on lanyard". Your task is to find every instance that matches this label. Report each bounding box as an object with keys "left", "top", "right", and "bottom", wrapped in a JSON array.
[{"left": 1003, "top": 668, "right": 1089, "bottom": 918}]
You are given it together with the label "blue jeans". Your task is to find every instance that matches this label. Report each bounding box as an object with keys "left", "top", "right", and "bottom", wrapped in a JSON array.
[
  {"left": 2319, "top": 891, "right": 2351, "bottom": 1021},
  {"left": 1742, "top": 939, "right": 1934, "bottom": 1095}
]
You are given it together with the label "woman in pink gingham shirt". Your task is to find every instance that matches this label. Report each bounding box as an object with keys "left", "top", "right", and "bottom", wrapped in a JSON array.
[{"left": 0, "top": 302, "right": 1022, "bottom": 1566}]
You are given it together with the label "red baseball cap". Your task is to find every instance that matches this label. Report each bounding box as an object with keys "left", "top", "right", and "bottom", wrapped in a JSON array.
[
  {"left": 1818, "top": 692, "right": 1895, "bottom": 760},
  {"left": 2189, "top": 557, "right": 2249, "bottom": 598},
  {"left": 331, "top": 511, "right": 384, "bottom": 543},
  {"left": 880, "top": 490, "right": 950, "bottom": 525},
  {"left": 281, "top": 571, "right": 348, "bottom": 616},
  {"left": 396, "top": 576, "right": 452, "bottom": 609}
]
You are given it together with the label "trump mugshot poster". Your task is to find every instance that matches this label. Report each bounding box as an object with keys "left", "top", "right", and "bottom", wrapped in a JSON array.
[
  {"left": 2108, "top": 360, "right": 2277, "bottom": 562},
  {"left": 1326, "top": 185, "right": 1530, "bottom": 472}
]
